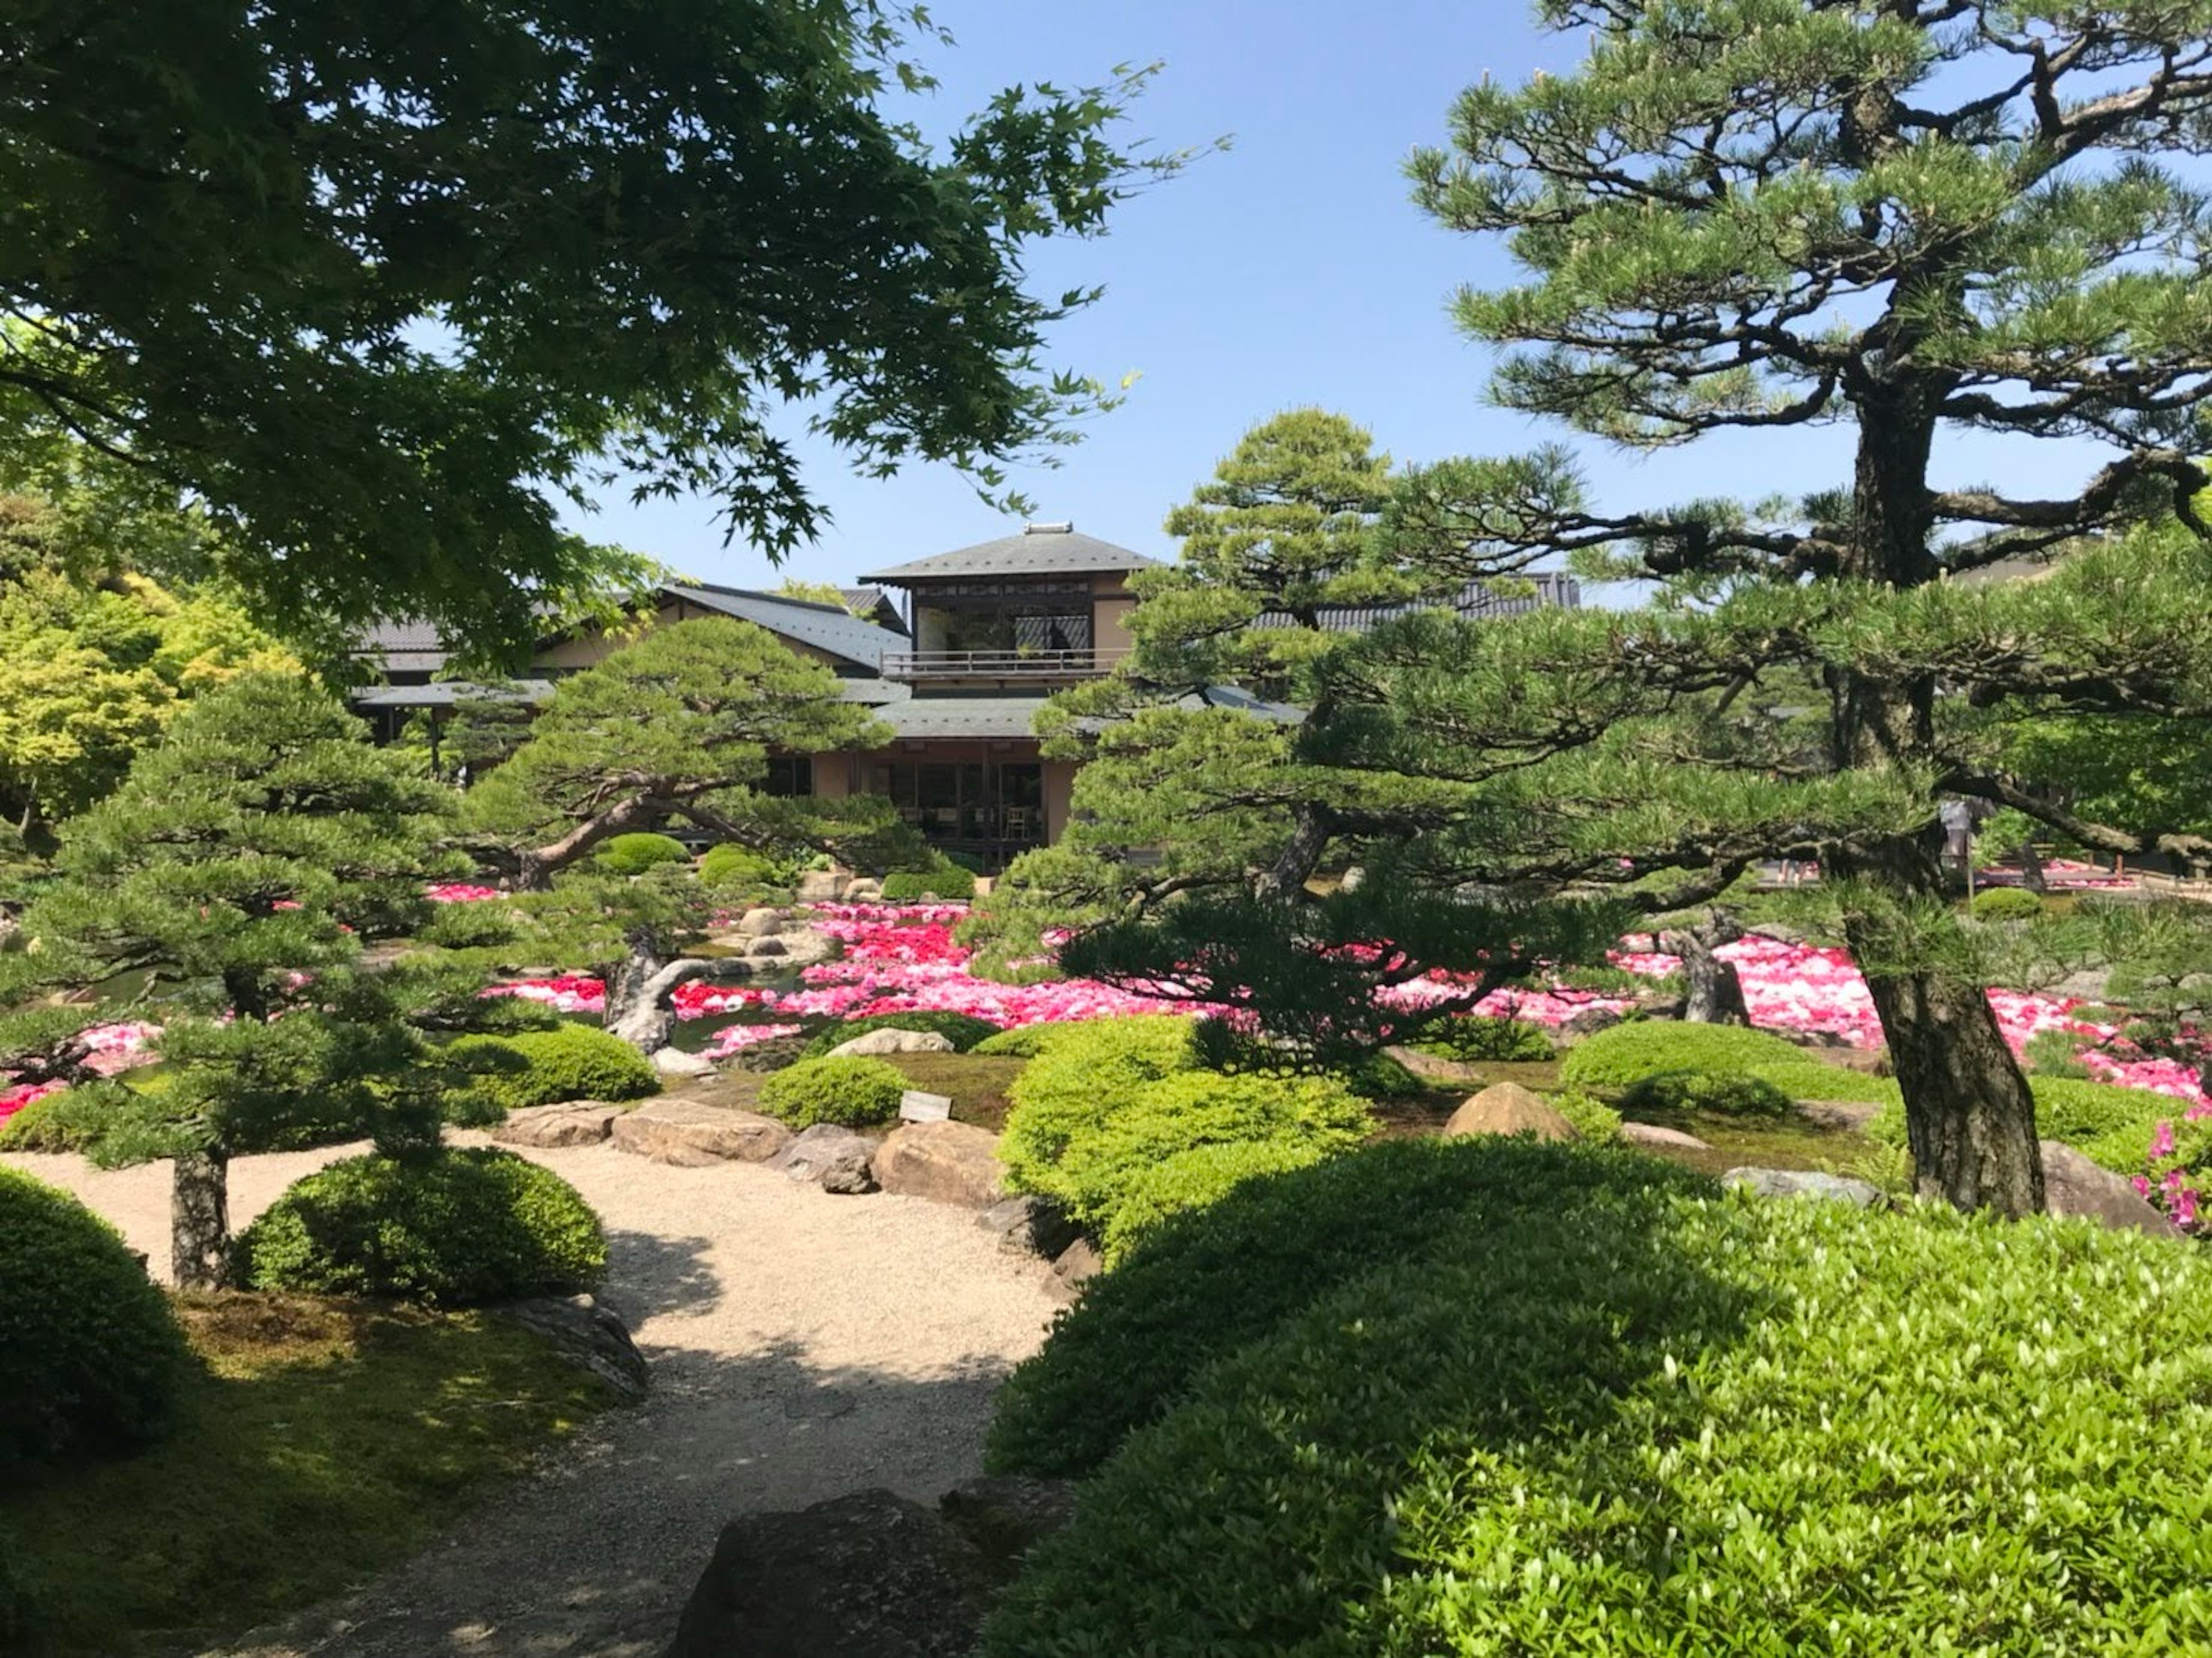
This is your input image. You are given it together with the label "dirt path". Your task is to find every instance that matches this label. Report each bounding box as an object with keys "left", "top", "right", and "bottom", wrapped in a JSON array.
[{"left": 5, "top": 1136, "right": 1059, "bottom": 1657}]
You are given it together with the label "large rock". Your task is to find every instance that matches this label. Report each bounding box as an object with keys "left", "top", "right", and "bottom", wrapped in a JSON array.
[
  {"left": 611, "top": 1099, "right": 791, "bottom": 1166},
  {"left": 1795, "top": 1098, "right": 1883, "bottom": 1132},
  {"left": 842, "top": 877, "right": 883, "bottom": 903},
  {"left": 976, "top": 1194, "right": 1081, "bottom": 1262},
  {"left": 1724, "top": 1166, "right": 1883, "bottom": 1206},
  {"left": 492, "top": 1101, "right": 622, "bottom": 1148},
  {"left": 796, "top": 869, "right": 844, "bottom": 904},
  {"left": 1045, "top": 1237, "right": 1104, "bottom": 1303},
  {"left": 874, "top": 1120, "right": 1005, "bottom": 1209},
  {"left": 768, "top": 1123, "right": 878, "bottom": 1194},
  {"left": 653, "top": 1046, "right": 714, "bottom": 1078},
  {"left": 737, "top": 906, "right": 784, "bottom": 938},
  {"left": 745, "top": 936, "right": 789, "bottom": 959},
  {"left": 1556, "top": 1004, "right": 1626, "bottom": 1042},
  {"left": 773, "top": 927, "right": 840, "bottom": 968},
  {"left": 1619, "top": 1120, "right": 1713, "bottom": 1152},
  {"left": 495, "top": 1295, "right": 649, "bottom": 1404},
  {"left": 1443, "top": 1082, "right": 1577, "bottom": 1143},
  {"left": 665, "top": 1489, "right": 996, "bottom": 1658},
  {"left": 829, "top": 1027, "right": 957, "bottom": 1058},
  {"left": 2040, "top": 1139, "right": 2179, "bottom": 1238}
]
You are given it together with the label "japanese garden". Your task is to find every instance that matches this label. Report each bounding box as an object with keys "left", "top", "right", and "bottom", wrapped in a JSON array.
[{"left": 7, "top": 3, "right": 2212, "bottom": 1654}]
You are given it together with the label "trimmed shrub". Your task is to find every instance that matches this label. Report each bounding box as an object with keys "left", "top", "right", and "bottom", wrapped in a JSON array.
[
  {"left": 416, "top": 898, "right": 524, "bottom": 950},
  {"left": 756, "top": 1055, "right": 907, "bottom": 1128},
  {"left": 1746, "top": 1060, "right": 1902, "bottom": 1106},
  {"left": 0, "top": 1165, "right": 189, "bottom": 1467},
  {"left": 1970, "top": 885, "right": 2044, "bottom": 922},
  {"left": 797, "top": 1010, "right": 1002, "bottom": 1061},
  {"left": 699, "top": 842, "right": 815, "bottom": 891},
  {"left": 998, "top": 1016, "right": 1200, "bottom": 1201},
  {"left": 1618, "top": 1067, "right": 1793, "bottom": 1118},
  {"left": 592, "top": 832, "right": 694, "bottom": 876},
  {"left": 1558, "top": 1019, "right": 1809, "bottom": 1090},
  {"left": 1410, "top": 1014, "right": 1555, "bottom": 1062},
  {"left": 971, "top": 1023, "right": 1063, "bottom": 1059},
  {"left": 442, "top": 1025, "right": 658, "bottom": 1119},
  {"left": 983, "top": 1152, "right": 2212, "bottom": 1656},
  {"left": 1100, "top": 1139, "right": 1332, "bottom": 1265},
  {"left": 1550, "top": 1088, "right": 1622, "bottom": 1142},
  {"left": 1335, "top": 1050, "right": 1423, "bottom": 1098},
  {"left": 233, "top": 1148, "right": 605, "bottom": 1306},
  {"left": 879, "top": 862, "right": 978, "bottom": 902}
]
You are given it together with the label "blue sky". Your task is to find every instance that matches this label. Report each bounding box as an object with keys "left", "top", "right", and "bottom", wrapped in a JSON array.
[{"left": 567, "top": 1, "right": 2104, "bottom": 590}]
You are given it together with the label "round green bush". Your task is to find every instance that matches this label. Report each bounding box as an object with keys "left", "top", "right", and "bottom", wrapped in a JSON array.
[
  {"left": 1100, "top": 1137, "right": 1333, "bottom": 1265},
  {"left": 1411, "top": 1013, "right": 1555, "bottom": 1062},
  {"left": 998, "top": 1016, "right": 1200, "bottom": 1202},
  {"left": 593, "top": 832, "right": 694, "bottom": 876},
  {"left": 0, "top": 1165, "right": 188, "bottom": 1467},
  {"left": 971, "top": 1023, "right": 1063, "bottom": 1059},
  {"left": 233, "top": 1148, "right": 606, "bottom": 1306},
  {"left": 878, "top": 864, "right": 978, "bottom": 902},
  {"left": 797, "top": 1010, "right": 1002, "bottom": 1061},
  {"left": 443, "top": 1025, "right": 659, "bottom": 1119},
  {"left": 1558, "top": 1019, "right": 1809, "bottom": 1090},
  {"left": 1336, "top": 1050, "right": 1423, "bottom": 1098},
  {"left": 756, "top": 1055, "right": 908, "bottom": 1128},
  {"left": 983, "top": 1147, "right": 2212, "bottom": 1655},
  {"left": 1745, "top": 1060, "right": 1902, "bottom": 1107},
  {"left": 1971, "top": 885, "right": 2045, "bottom": 922},
  {"left": 699, "top": 842, "right": 813, "bottom": 891},
  {"left": 1550, "top": 1087, "right": 1623, "bottom": 1142},
  {"left": 1618, "top": 1067, "right": 1793, "bottom": 1118}
]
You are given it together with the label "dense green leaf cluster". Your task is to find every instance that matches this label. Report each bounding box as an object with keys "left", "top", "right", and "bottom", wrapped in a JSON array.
[
  {"left": 0, "top": 1166, "right": 188, "bottom": 1468},
  {"left": 1558, "top": 1020, "right": 1813, "bottom": 1090},
  {"left": 755, "top": 1056, "right": 908, "bottom": 1129},
  {"left": 878, "top": 863, "right": 978, "bottom": 902},
  {"left": 1618, "top": 1067, "right": 1794, "bottom": 1119},
  {"left": 796, "top": 1011, "right": 1002, "bottom": 1061},
  {"left": 1407, "top": 1013, "right": 1554, "bottom": 1063},
  {"left": 590, "top": 833, "right": 694, "bottom": 877},
  {"left": 996, "top": 1015, "right": 1200, "bottom": 1198},
  {"left": 441, "top": 1026, "right": 660, "bottom": 1121},
  {"left": 1971, "top": 886, "right": 2045, "bottom": 923},
  {"left": 233, "top": 1149, "right": 606, "bottom": 1306}
]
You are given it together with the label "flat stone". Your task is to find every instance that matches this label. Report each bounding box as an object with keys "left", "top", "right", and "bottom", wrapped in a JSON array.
[
  {"left": 1045, "top": 1237, "right": 1104, "bottom": 1303},
  {"left": 737, "top": 906, "right": 784, "bottom": 938},
  {"left": 491, "top": 1101, "right": 622, "bottom": 1148},
  {"left": 1443, "top": 1082, "right": 1577, "bottom": 1143},
  {"left": 874, "top": 1120, "right": 1005, "bottom": 1209},
  {"left": 768, "top": 1122, "right": 878, "bottom": 1194},
  {"left": 1795, "top": 1098, "right": 1882, "bottom": 1131},
  {"left": 494, "top": 1295, "right": 649, "bottom": 1404},
  {"left": 1724, "top": 1166, "right": 1883, "bottom": 1206},
  {"left": 653, "top": 1046, "right": 714, "bottom": 1077},
  {"left": 1619, "top": 1121, "right": 1713, "bottom": 1151},
  {"left": 828, "top": 1027, "right": 956, "bottom": 1058},
  {"left": 611, "top": 1099, "right": 791, "bottom": 1166},
  {"left": 2040, "top": 1139, "right": 2179, "bottom": 1238},
  {"left": 976, "top": 1194, "right": 1081, "bottom": 1262}
]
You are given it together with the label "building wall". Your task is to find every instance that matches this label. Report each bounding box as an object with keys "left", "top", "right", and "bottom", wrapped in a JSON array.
[
  {"left": 1043, "top": 760, "right": 1079, "bottom": 844},
  {"left": 1091, "top": 572, "right": 1138, "bottom": 660}
]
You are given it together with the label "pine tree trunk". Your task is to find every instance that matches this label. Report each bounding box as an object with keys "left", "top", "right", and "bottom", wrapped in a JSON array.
[{"left": 172, "top": 1148, "right": 231, "bottom": 1289}]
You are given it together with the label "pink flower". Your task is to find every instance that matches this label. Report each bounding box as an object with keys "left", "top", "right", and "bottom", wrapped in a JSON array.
[
  {"left": 2133, "top": 1174, "right": 2154, "bottom": 1198},
  {"left": 2150, "top": 1121, "right": 2176, "bottom": 1162}
]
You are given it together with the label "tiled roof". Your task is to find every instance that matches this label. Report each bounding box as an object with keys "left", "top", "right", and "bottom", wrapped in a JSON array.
[
  {"left": 860, "top": 522, "right": 1160, "bottom": 583},
  {"left": 350, "top": 680, "right": 556, "bottom": 709},
  {"left": 870, "top": 692, "right": 1055, "bottom": 740},
  {"left": 663, "top": 583, "right": 907, "bottom": 671},
  {"left": 840, "top": 586, "right": 907, "bottom": 633}
]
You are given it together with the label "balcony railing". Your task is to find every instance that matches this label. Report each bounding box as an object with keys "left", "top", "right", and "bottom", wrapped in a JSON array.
[{"left": 882, "top": 647, "right": 1128, "bottom": 680}]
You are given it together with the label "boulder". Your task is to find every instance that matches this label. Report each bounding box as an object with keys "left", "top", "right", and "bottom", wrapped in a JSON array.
[
  {"left": 745, "top": 936, "right": 789, "bottom": 959},
  {"left": 653, "top": 1046, "right": 714, "bottom": 1078},
  {"left": 976, "top": 1194, "right": 1081, "bottom": 1262},
  {"left": 1724, "top": 1166, "right": 1883, "bottom": 1206},
  {"left": 874, "top": 1120, "right": 1005, "bottom": 1209},
  {"left": 938, "top": 1475, "right": 1078, "bottom": 1567},
  {"left": 842, "top": 877, "right": 884, "bottom": 902},
  {"left": 1443, "top": 1082, "right": 1578, "bottom": 1143},
  {"left": 768, "top": 1123, "right": 878, "bottom": 1194},
  {"left": 665, "top": 1489, "right": 996, "bottom": 1658},
  {"left": 1046, "top": 1237, "right": 1104, "bottom": 1303},
  {"left": 1794, "top": 1098, "right": 1882, "bottom": 1132},
  {"left": 774, "top": 927, "right": 840, "bottom": 968},
  {"left": 492, "top": 1101, "right": 622, "bottom": 1148},
  {"left": 2039, "top": 1139, "right": 2179, "bottom": 1238},
  {"left": 495, "top": 1295, "right": 649, "bottom": 1404},
  {"left": 1556, "top": 1005, "right": 1626, "bottom": 1042},
  {"left": 829, "top": 1027, "right": 957, "bottom": 1058},
  {"left": 737, "top": 906, "right": 784, "bottom": 938},
  {"left": 796, "top": 869, "right": 844, "bottom": 904},
  {"left": 1619, "top": 1121, "right": 1713, "bottom": 1152},
  {"left": 611, "top": 1099, "right": 791, "bottom": 1167}
]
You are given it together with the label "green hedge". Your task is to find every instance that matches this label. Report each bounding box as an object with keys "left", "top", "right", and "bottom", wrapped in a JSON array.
[
  {"left": 0, "top": 1086, "right": 100, "bottom": 1152},
  {"left": 1971, "top": 885, "right": 2044, "bottom": 922},
  {"left": 592, "top": 832, "right": 694, "bottom": 876},
  {"left": 982, "top": 1145, "right": 2212, "bottom": 1655},
  {"left": 1558, "top": 1020, "right": 1811, "bottom": 1090},
  {"left": 1743, "top": 1060, "right": 1902, "bottom": 1106},
  {"left": 1618, "top": 1067, "right": 1794, "bottom": 1118},
  {"left": 700, "top": 842, "right": 818, "bottom": 891},
  {"left": 443, "top": 1025, "right": 658, "bottom": 1120},
  {"left": 879, "top": 862, "right": 978, "bottom": 902},
  {"left": 756, "top": 1056, "right": 908, "bottom": 1128},
  {"left": 233, "top": 1148, "right": 606, "bottom": 1306},
  {"left": 1551, "top": 1088, "right": 1623, "bottom": 1142},
  {"left": 0, "top": 1166, "right": 188, "bottom": 1467},
  {"left": 797, "top": 1010, "right": 1002, "bottom": 1061},
  {"left": 1409, "top": 1014, "right": 1555, "bottom": 1062},
  {"left": 997, "top": 1016, "right": 1200, "bottom": 1201},
  {"left": 971, "top": 1023, "right": 1063, "bottom": 1058},
  {"left": 1099, "top": 1138, "right": 1332, "bottom": 1265}
]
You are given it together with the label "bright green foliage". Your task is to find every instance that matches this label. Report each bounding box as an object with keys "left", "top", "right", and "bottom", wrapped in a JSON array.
[
  {"left": 1618, "top": 1068, "right": 1793, "bottom": 1120},
  {"left": 970, "top": 1023, "right": 1063, "bottom": 1058},
  {"left": 880, "top": 861, "right": 978, "bottom": 902},
  {"left": 1559, "top": 1022, "right": 1811, "bottom": 1091},
  {"left": 0, "top": 1166, "right": 188, "bottom": 1468},
  {"left": 987, "top": 1138, "right": 1711, "bottom": 1479},
  {"left": 464, "top": 618, "right": 900, "bottom": 884},
  {"left": 699, "top": 842, "right": 819, "bottom": 892},
  {"left": 1, "top": 6, "right": 1179, "bottom": 651},
  {"left": 756, "top": 1056, "right": 907, "bottom": 1129},
  {"left": 442, "top": 1026, "right": 659, "bottom": 1119},
  {"left": 1748, "top": 1062, "right": 1902, "bottom": 1108},
  {"left": 1410, "top": 1014, "right": 1554, "bottom": 1063},
  {"left": 998, "top": 1016, "right": 1200, "bottom": 1200},
  {"left": 592, "top": 833, "right": 693, "bottom": 877},
  {"left": 1550, "top": 1088, "right": 1622, "bottom": 1143},
  {"left": 1049, "top": 1071, "right": 1372, "bottom": 1236},
  {"left": 1333, "top": 1050, "right": 1422, "bottom": 1099},
  {"left": 984, "top": 1158, "right": 2212, "bottom": 1655},
  {"left": 1100, "top": 1139, "right": 1332, "bottom": 1265},
  {"left": 2021, "top": 1027, "right": 2093, "bottom": 1080},
  {"left": 1971, "top": 886, "right": 2044, "bottom": 923},
  {"left": 798, "top": 1010, "right": 1002, "bottom": 1061},
  {"left": 234, "top": 1148, "right": 605, "bottom": 1306}
]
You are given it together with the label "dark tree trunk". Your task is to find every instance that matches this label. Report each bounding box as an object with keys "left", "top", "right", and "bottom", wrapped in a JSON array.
[
  {"left": 2017, "top": 837, "right": 2048, "bottom": 894},
  {"left": 1255, "top": 803, "right": 1332, "bottom": 899},
  {"left": 172, "top": 1148, "right": 231, "bottom": 1289}
]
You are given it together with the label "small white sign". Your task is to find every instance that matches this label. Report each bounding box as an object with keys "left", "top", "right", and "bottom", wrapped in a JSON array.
[{"left": 898, "top": 1089, "right": 953, "bottom": 1123}]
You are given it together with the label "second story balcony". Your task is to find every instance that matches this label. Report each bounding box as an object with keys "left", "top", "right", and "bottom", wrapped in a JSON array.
[{"left": 882, "top": 644, "right": 1130, "bottom": 682}]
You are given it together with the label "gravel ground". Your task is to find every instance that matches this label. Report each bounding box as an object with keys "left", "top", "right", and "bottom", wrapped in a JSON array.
[{"left": 3, "top": 1131, "right": 1059, "bottom": 1658}]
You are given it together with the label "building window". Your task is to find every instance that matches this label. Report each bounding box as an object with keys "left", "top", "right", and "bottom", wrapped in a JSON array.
[{"left": 763, "top": 756, "right": 813, "bottom": 797}]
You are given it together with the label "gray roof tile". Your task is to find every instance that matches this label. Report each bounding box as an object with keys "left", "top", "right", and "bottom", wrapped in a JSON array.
[
  {"left": 653, "top": 584, "right": 906, "bottom": 671},
  {"left": 860, "top": 522, "right": 1160, "bottom": 583}
]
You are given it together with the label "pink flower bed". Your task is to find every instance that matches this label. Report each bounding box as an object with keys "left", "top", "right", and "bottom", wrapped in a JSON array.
[
  {"left": 426, "top": 882, "right": 503, "bottom": 903},
  {"left": 701, "top": 1022, "right": 805, "bottom": 1060}
]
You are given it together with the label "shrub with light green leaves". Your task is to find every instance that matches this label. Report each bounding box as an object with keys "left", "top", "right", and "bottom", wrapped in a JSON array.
[
  {"left": 1550, "top": 1088, "right": 1622, "bottom": 1142},
  {"left": 442, "top": 1025, "right": 658, "bottom": 1121},
  {"left": 1745, "top": 1061, "right": 1902, "bottom": 1107},
  {"left": 756, "top": 1055, "right": 907, "bottom": 1128},
  {"left": 998, "top": 1016, "right": 1198, "bottom": 1198},
  {"left": 1618, "top": 1067, "right": 1793, "bottom": 1118},
  {"left": 797, "top": 1010, "right": 1002, "bottom": 1061},
  {"left": 1, "top": 1166, "right": 189, "bottom": 1468},
  {"left": 1970, "top": 885, "right": 2044, "bottom": 923},
  {"left": 971, "top": 1023, "right": 1063, "bottom": 1059},
  {"left": 699, "top": 842, "right": 816, "bottom": 891},
  {"left": 1099, "top": 1138, "right": 1333, "bottom": 1265},
  {"left": 234, "top": 1148, "right": 605, "bottom": 1306},
  {"left": 592, "top": 832, "right": 694, "bottom": 876},
  {"left": 1558, "top": 1020, "right": 1810, "bottom": 1090},
  {"left": 983, "top": 1145, "right": 2212, "bottom": 1655},
  {"left": 1410, "top": 1014, "right": 1554, "bottom": 1062},
  {"left": 879, "top": 861, "right": 977, "bottom": 902}
]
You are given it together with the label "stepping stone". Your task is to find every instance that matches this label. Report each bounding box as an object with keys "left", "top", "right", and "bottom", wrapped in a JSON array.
[
  {"left": 612, "top": 1099, "right": 791, "bottom": 1166},
  {"left": 1724, "top": 1167, "right": 1881, "bottom": 1205},
  {"left": 493, "top": 1101, "right": 623, "bottom": 1148},
  {"left": 1619, "top": 1121, "right": 1712, "bottom": 1152}
]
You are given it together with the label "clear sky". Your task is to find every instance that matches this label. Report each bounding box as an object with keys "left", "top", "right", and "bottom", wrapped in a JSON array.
[{"left": 566, "top": 0, "right": 2105, "bottom": 590}]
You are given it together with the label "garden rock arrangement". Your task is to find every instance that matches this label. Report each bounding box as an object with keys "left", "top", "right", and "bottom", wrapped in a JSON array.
[
  {"left": 493, "top": 1294, "right": 650, "bottom": 1404},
  {"left": 491, "top": 1101, "right": 626, "bottom": 1148},
  {"left": 768, "top": 1124, "right": 879, "bottom": 1194},
  {"left": 874, "top": 1121, "right": 1006, "bottom": 1209},
  {"left": 611, "top": 1099, "right": 791, "bottom": 1166},
  {"left": 1444, "top": 1082, "right": 1577, "bottom": 1142},
  {"left": 1724, "top": 1167, "right": 1883, "bottom": 1205}
]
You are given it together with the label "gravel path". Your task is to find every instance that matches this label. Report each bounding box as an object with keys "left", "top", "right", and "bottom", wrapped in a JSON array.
[{"left": 3, "top": 1132, "right": 1059, "bottom": 1658}]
